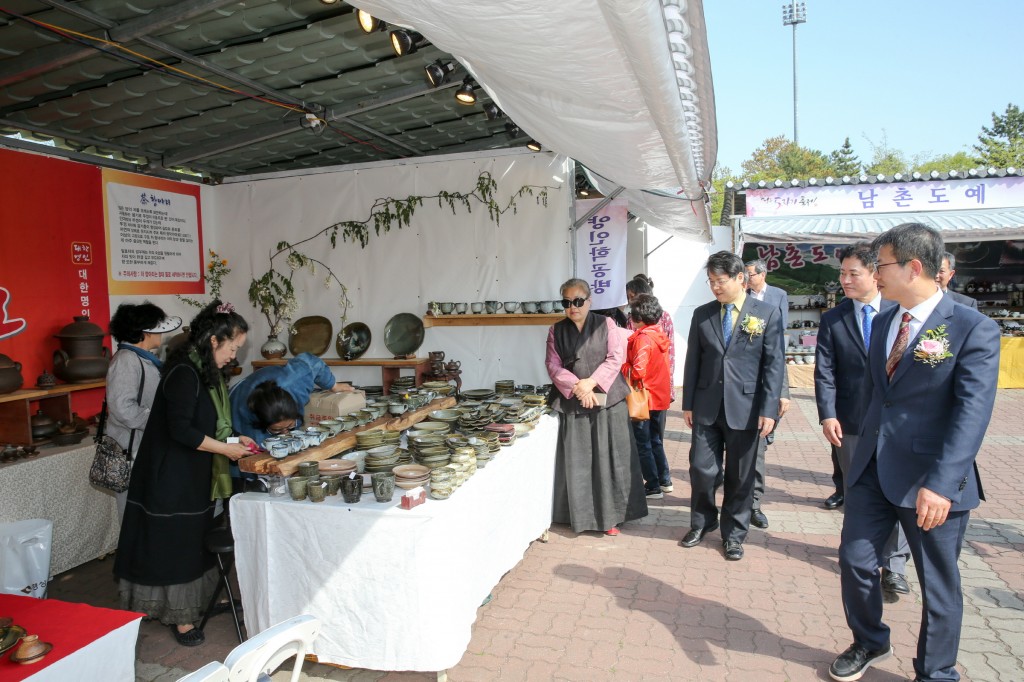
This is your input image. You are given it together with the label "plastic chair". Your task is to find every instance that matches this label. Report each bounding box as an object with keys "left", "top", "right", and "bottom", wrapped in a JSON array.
[
  {"left": 223, "top": 614, "right": 320, "bottom": 682},
  {"left": 176, "top": 661, "right": 230, "bottom": 682}
]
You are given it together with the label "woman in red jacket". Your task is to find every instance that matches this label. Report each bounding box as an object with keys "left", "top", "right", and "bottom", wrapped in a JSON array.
[{"left": 623, "top": 294, "right": 673, "bottom": 498}]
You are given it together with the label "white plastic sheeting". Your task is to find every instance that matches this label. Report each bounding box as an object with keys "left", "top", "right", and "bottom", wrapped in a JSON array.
[{"left": 352, "top": 0, "right": 717, "bottom": 238}]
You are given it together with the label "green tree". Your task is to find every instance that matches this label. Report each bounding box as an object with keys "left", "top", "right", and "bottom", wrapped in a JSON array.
[
  {"left": 913, "top": 151, "right": 979, "bottom": 176},
  {"left": 973, "top": 103, "right": 1024, "bottom": 167},
  {"left": 863, "top": 133, "right": 910, "bottom": 176},
  {"left": 740, "top": 135, "right": 832, "bottom": 181},
  {"left": 828, "top": 137, "right": 861, "bottom": 176}
]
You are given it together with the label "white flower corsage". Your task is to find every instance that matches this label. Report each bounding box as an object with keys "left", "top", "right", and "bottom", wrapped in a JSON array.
[
  {"left": 740, "top": 314, "right": 767, "bottom": 340},
  {"left": 913, "top": 325, "right": 954, "bottom": 366}
]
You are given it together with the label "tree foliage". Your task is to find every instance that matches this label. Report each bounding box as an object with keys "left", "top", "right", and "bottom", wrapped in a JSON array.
[
  {"left": 974, "top": 103, "right": 1024, "bottom": 167},
  {"left": 828, "top": 137, "right": 861, "bottom": 176}
]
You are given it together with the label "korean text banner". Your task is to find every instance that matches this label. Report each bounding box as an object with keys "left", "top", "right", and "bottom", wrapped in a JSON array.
[
  {"left": 574, "top": 198, "right": 628, "bottom": 309},
  {"left": 746, "top": 176, "right": 1024, "bottom": 217},
  {"left": 102, "top": 168, "right": 203, "bottom": 295}
]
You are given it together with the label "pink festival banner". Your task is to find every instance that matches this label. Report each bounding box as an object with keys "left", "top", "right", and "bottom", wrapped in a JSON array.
[{"left": 574, "top": 198, "right": 628, "bottom": 309}]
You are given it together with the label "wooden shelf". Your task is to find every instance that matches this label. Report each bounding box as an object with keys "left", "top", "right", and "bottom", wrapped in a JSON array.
[
  {"left": 422, "top": 313, "right": 563, "bottom": 328},
  {"left": 0, "top": 380, "right": 105, "bottom": 405},
  {"left": 0, "top": 380, "right": 105, "bottom": 446}
]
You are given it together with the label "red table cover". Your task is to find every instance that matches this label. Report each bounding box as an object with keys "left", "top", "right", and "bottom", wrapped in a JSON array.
[{"left": 0, "top": 594, "right": 143, "bottom": 681}]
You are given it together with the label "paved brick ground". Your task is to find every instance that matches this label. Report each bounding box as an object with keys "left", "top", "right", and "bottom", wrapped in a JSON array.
[{"left": 49, "top": 388, "right": 1024, "bottom": 681}]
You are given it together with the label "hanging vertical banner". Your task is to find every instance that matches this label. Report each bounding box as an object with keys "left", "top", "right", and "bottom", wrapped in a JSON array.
[
  {"left": 102, "top": 168, "right": 204, "bottom": 295},
  {"left": 574, "top": 198, "right": 628, "bottom": 309}
]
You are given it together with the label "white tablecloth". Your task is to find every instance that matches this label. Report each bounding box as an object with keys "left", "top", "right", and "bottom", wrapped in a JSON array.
[
  {"left": 24, "top": 619, "right": 141, "bottom": 681},
  {"left": 0, "top": 443, "right": 120, "bottom": 577},
  {"left": 232, "top": 415, "right": 558, "bottom": 672}
]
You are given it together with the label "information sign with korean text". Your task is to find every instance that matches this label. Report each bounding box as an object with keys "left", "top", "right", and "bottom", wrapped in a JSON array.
[{"left": 574, "top": 198, "right": 628, "bottom": 309}]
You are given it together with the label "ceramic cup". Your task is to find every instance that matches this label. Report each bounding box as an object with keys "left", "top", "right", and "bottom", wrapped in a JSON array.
[
  {"left": 321, "top": 474, "right": 342, "bottom": 496},
  {"left": 503, "top": 301, "right": 520, "bottom": 313},
  {"left": 287, "top": 476, "right": 309, "bottom": 501},
  {"left": 341, "top": 476, "right": 363, "bottom": 503},
  {"left": 454, "top": 302, "right": 468, "bottom": 314},
  {"left": 522, "top": 301, "right": 538, "bottom": 313},
  {"left": 471, "top": 302, "right": 484, "bottom": 314},
  {"left": 268, "top": 474, "right": 287, "bottom": 497},
  {"left": 297, "top": 461, "right": 319, "bottom": 478},
  {"left": 372, "top": 472, "right": 396, "bottom": 502},
  {"left": 538, "top": 301, "right": 553, "bottom": 313},
  {"left": 439, "top": 302, "right": 455, "bottom": 314},
  {"left": 485, "top": 300, "right": 501, "bottom": 314},
  {"left": 307, "top": 480, "right": 328, "bottom": 503}
]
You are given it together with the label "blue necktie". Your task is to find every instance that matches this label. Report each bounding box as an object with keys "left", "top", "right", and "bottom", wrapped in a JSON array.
[
  {"left": 861, "top": 304, "right": 875, "bottom": 349},
  {"left": 723, "top": 303, "right": 734, "bottom": 346}
]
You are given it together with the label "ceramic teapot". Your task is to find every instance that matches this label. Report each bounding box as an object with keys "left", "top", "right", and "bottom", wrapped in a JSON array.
[
  {"left": 0, "top": 353, "right": 23, "bottom": 394},
  {"left": 53, "top": 316, "right": 109, "bottom": 383}
]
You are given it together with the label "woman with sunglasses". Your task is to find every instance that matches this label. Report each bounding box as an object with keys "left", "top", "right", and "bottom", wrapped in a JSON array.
[
  {"left": 545, "top": 278, "right": 647, "bottom": 536},
  {"left": 229, "top": 352, "right": 353, "bottom": 446}
]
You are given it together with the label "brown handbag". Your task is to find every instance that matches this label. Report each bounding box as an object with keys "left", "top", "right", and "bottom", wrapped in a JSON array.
[{"left": 625, "top": 368, "right": 650, "bottom": 421}]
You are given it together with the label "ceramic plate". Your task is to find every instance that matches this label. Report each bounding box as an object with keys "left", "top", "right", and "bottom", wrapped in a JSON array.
[
  {"left": 383, "top": 313, "right": 425, "bottom": 358},
  {"left": 337, "top": 322, "right": 371, "bottom": 361},
  {"left": 289, "top": 316, "right": 333, "bottom": 356},
  {"left": 0, "top": 625, "right": 26, "bottom": 656}
]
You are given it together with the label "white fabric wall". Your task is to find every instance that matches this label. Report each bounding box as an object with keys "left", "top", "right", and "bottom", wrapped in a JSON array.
[{"left": 205, "top": 152, "right": 573, "bottom": 389}]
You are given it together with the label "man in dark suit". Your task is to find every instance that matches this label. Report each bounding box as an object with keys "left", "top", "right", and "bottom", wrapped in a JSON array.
[
  {"left": 745, "top": 259, "right": 791, "bottom": 529},
  {"left": 936, "top": 251, "right": 979, "bottom": 309},
  {"left": 829, "top": 223, "right": 1000, "bottom": 682},
  {"left": 814, "top": 241, "right": 910, "bottom": 598},
  {"left": 680, "top": 252, "right": 784, "bottom": 561}
]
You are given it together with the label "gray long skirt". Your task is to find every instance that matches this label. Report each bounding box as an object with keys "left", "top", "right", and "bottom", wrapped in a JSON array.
[
  {"left": 119, "top": 567, "right": 219, "bottom": 626},
  {"left": 552, "top": 400, "right": 648, "bottom": 533}
]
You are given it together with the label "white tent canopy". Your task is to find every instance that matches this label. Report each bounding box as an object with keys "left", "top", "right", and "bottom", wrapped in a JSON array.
[{"left": 352, "top": 0, "right": 717, "bottom": 237}]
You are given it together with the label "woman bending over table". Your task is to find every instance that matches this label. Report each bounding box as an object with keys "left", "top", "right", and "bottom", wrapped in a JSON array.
[
  {"left": 545, "top": 278, "right": 647, "bottom": 535},
  {"left": 114, "top": 301, "right": 252, "bottom": 647}
]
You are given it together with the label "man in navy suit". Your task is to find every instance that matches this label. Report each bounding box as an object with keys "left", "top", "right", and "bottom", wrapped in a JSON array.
[
  {"left": 829, "top": 223, "right": 1000, "bottom": 682},
  {"left": 814, "top": 242, "right": 910, "bottom": 597},
  {"left": 680, "top": 252, "right": 784, "bottom": 561},
  {"left": 936, "top": 252, "right": 979, "bottom": 309}
]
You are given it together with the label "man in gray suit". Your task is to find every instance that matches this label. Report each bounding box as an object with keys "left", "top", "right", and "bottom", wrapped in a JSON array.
[
  {"left": 680, "top": 252, "right": 784, "bottom": 561},
  {"left": 745, "top": 259, "right": 791, "bottom": 529},
  {"left": 936, "top": 251, "right": 979, "bottom": 309}
]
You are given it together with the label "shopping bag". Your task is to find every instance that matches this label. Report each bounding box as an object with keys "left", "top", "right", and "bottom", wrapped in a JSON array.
[
  {"left": 625, "top": 368, "right": 650, "bottom": 422},
  {"left": 0, "top": 519, "right": 53, "bottom": 598}
]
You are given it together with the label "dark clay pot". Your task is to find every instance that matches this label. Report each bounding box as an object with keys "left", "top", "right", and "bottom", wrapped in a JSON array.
[
  {"left": 53, "top": 316, "right": 109, "bottom": 383},
  {"left": 30, "top": 410, "right": 59, "bottom": 439},
  {"left": 0, "top": 353, "right": 23, "bottom": 394}
]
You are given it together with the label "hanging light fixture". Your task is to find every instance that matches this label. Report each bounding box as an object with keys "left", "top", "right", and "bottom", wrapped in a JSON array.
[
  {"left": 356, "top": 10, "right": 384, "bottom": 33},
  {"left": 424, "top": 60, "right": 455, "bottom": 87},
  {"left": 483, "top": 103, "right": 503, "bottom": 121},
  {"left": 390, "top": 29, "right": 424, "bottom": 56},
  {"left": 454, "top": 78, "right": 477, "bottom": 105},
  {"left": 526, "top": 140, "right": 542, "bottom": 152}
]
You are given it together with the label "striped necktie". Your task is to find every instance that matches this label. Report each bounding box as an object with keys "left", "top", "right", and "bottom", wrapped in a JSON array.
[
  {"left": 885, "top": 312, "right": 912, "bottom": 380},
  {"left": 722, "top": 304, "right": 734, "bottom": 346}
]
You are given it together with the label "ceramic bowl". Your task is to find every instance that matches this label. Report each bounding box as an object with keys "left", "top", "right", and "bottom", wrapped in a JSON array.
[{"left": 429, "top": 409, "right": 461, "bottom": 422}]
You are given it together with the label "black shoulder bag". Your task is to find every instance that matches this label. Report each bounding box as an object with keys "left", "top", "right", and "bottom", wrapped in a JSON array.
[{"left": 89, "top": 355, "right": 145, "bottom": 492}]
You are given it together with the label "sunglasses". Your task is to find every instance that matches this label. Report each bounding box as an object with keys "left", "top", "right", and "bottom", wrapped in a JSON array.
[{"left": 560, "top": 297, "right": 589, "bottom": 309}]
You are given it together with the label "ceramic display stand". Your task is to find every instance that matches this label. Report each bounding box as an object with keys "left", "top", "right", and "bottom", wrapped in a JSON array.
[{"left": 0, "top": 381, "right": 104, "bottom": 446}]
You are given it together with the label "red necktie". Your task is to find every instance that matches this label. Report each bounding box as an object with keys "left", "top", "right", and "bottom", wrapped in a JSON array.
[{"left": 885, "top": 312, "right": 912, "bottom": 381}]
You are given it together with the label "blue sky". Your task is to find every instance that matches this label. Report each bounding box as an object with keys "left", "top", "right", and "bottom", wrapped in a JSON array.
[{"left": 703, "top": 0, "right": 1023, "bottom": 176}]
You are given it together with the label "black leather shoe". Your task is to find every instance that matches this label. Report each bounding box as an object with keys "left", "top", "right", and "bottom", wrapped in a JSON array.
[
  {"left": 824, "top": 492, "right": 845, "bottom": 510},
  {"left": 750, "top": 508, "right": 769, "bottom": 529},
  {"left": 724, "top": 541, "right": 744, "bottom": 561},
  {"left": 829, "top": 643, "right": 893, "bottom": 681},
  {"left": 881, "top": 569, "right": 910, "bottom": 595},
  {"left": 678, "top": 522, "right": 719, "bottom": 548}
]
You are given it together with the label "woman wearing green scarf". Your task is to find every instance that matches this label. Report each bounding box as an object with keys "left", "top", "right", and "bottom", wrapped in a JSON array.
[{"left": 114, "top": 300, "right": 252, "bottom": 647}]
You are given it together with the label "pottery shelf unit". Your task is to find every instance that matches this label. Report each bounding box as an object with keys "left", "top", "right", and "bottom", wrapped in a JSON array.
[
  {"left": 0, "top": 381, "right": 104, "bottom": 446},
  {"left": 422, "top": 313, "right": 563, "bottom": 328},
  {"left": 251, "top": 357, "right": 430, "bottom": 395}
]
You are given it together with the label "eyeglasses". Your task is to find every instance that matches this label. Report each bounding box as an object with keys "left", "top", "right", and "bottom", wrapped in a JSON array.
[
  {"left": 706, "top": 277, "right": 737, "bottom": 289},
  {"left": 560, "top": 297, "right": 589, "bottom": 309},
  {"left": 873, "top": 260, "right": 908, "bottom": 270},
  {"left": 267, "top": 419, "right": 298, "bottom": 436}
]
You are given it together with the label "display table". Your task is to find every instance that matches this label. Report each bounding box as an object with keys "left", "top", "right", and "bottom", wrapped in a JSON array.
[
  {"left": 0, "top": 594, "right": 141, "bottom": 682},
  {"left": 231, "top": 415, "right": 558, "bottom": 673},
  {"left": 998, "top": 337, "right": 1024, "bottom": 388},
  {"left": 0, "top": 442, "right": 119, "bottom": 577},
  {"left": 786, "top": 363, "right": 815, "bottom": 388}
]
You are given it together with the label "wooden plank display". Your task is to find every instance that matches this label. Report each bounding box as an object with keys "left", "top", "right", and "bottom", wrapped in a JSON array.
[{"left": 237, "top": 396, "right": 457, "bottom": 476}]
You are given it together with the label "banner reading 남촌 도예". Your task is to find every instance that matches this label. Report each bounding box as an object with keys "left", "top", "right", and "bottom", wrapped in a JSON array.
[{"left": 574, "top": 198, "right": 628, "bottom": 309}]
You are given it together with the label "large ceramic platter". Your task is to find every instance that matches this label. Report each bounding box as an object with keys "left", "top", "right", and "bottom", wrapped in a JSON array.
[
  {"left": 337, "top": 322, "right": 372, "bottom": 361},
  {"left": 383, "top": 313, "right": 425, "bottom": 358},
  {"left": 0, "top": 624, "right": 26, "bottom": 656},
  {"left": 289, "top": 316, "right": 332, "bottom": 356}
]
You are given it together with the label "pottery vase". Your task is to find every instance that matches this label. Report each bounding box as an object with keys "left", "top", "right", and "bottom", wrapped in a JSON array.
[
  {"left": 0, "top": 353, "right": 23, "bottom": 394},
  {"left": 260, "top": 335, "right": 287, "bottom": 359}
]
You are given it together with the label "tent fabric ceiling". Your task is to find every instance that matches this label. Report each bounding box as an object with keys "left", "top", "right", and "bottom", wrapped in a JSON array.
[
  {"left": 0, "top": 0, "right": 716, "bottom": 236},
  {"left": 738, "top": 208, "right": 1024, "bottom": 245}
]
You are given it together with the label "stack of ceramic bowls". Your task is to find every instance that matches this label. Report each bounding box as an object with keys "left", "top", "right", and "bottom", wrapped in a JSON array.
[
  {"left": 486, "top": 423, "right": 517, "bottom": 447},
  {"left": 467, "top": 436, "right": 491, "bottom": 467},
  {"left": 449, "top": 447, "right": 477, "bottom": 476},
  {"left": 522, "top": 394, "right": 546, "bottom": 408},
  {"left": 356, "top": 429, "right": 385, "bottom": 449},
  {"left": 360, "top": 385, "right": 384, "bottom": 398},
  {"left": 421, "top": 380, "right": 451, "bottom": 394},
  {"left": 392, "top": 463, "right": 430, "bottom": 490},
  {"left": 456, "top": 407, "right": 491, "bottom": 432},
  {"left": 495, "top": 379, "right": 515, "bottom": 396},
  {"left": 410, "top": 434, "right": 450, "bottom": 469},
  {"left": 391, "top": 376, "right": 416, "bottom": 394},
  {"left": 515, "top": 384, "right": 536, "bottom": 395},
  {"left": 429, "top": 466, "right": 456, "bottom": 500},
  {"left": 319, "top": 458, "right": 358, "bottom": 476},
  {"left": 428, "top": 409, "right": 461, "bottom": 425},
  {"left": 415, "top": 421, "right": 450, "bottom": 435},
  {"left": 461, "top": 388, "right": 497, "bottom": 401},
  {"left": 365, "top": 444, "right": 400, "bottom": 472}
]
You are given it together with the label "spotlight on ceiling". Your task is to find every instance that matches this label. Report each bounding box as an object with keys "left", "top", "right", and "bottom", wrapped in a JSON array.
[
  {"left": 504, "top": 121, "right": 521, "bottom": 139},
  {"left": 390, "top": 29, "right": 424, "bottom": 56},
  {"left": 356, "top": 10, "right": 384, "bottom": 33},
  {"left": 483, "top": 103, "right": 503, "bottom": 121},
  {"left": 526, "top": 140, "right": 542, "bottom": 152},
  {"left": 424, "top": 60, "right": 455, "bottom": 88},
  {"left": 454, "top": 78, "right": 477, "bottom": 105},
  {"left": 321, "top": 0, "right": 340, "bottom": 4}
]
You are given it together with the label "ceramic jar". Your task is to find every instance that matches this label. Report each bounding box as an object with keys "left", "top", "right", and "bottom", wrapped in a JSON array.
[
  {"left": 260, "top": 335, "right": 287, "bottom": 359},
  {"left": 53, "top": 316, "right": 109, "bottom": 383},
  {"left": 30, "top": 410, "right": 59, "bottom": 439},
  {"left": 0, "top": 353, "right": 24, "bottom": 394}
]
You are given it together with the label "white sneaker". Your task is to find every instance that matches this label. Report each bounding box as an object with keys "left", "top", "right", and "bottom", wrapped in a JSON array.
[
  {"left": 661, "top": 482, "right": 673, "bottom": 493},
  {"left": 645, "top": 489, "right": 664, "bottom": 499}
]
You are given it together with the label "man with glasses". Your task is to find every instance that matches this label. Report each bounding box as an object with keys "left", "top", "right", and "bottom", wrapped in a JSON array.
[
  {"left": 936, "top": 251, "right": 978, "bottom": 309},
  {"left": 829, "top": 223, "right": 999, "bottom": 682},
  {"left": 680, "top": 252, "right": 784, "bottom": 561}
]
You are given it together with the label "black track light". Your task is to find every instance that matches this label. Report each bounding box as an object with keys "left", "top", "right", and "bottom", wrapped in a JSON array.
[
  {"left": 483, "top": 103, "right": 503, "bottom": 121},
  {"left": 424, "top": 60, "right": 456, "bottom": 88},
  {"left": 526, "top": 140, "right": 542, "bottom": 152},
  {"left": 356, "top": 10, "right": 385, "bottom": 33},
  {"left": 390, "top": 29, "right": 424, "bottom": 56},
  {"left": 454, "top": 78, "right": 477, "bottom": 105},
  {"left": 504, "top": 121, "right": 521, "bottom": 139}
]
